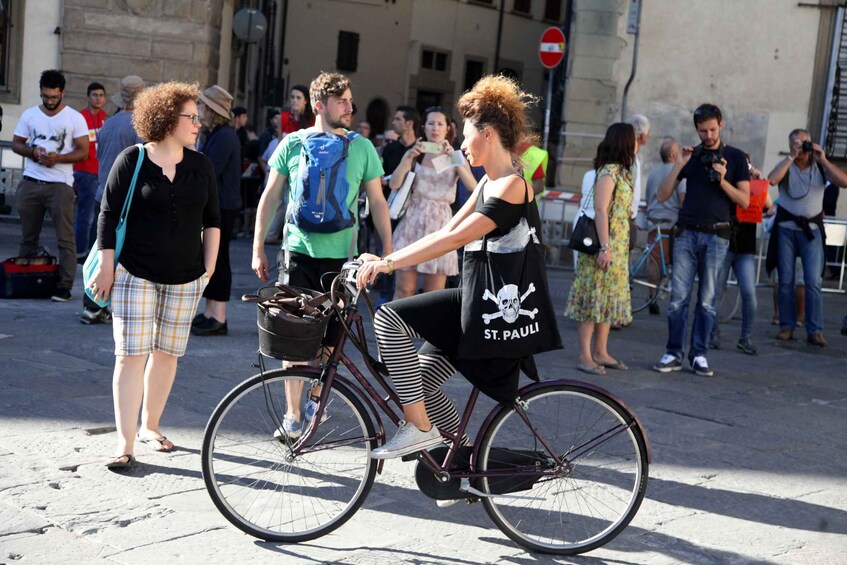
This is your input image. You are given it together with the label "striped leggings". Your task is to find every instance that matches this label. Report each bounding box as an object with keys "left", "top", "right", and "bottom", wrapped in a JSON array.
[{"left": 374, "top": 305, "right": 466, "bottom": 442}]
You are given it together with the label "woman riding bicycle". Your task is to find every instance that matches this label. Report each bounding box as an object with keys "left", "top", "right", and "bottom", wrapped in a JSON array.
[{"left": 356, "top": 75, "right": 561, "bottom": 460}]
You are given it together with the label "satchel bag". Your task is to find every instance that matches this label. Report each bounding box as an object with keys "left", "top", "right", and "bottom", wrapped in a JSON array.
[
  {"left": 457, "top": 180, "right": 563, "bottom": 361},
  {"left": 82, "top": 144, "right": 145, "bottom": 308},
  {"left": 0, "top": 249, "right": 58, "bottom": 299},
  {"left": 568, "top": 171, "right": 617, "bottom": 256},
  {"left": 387, "top": 164, "right": 417, "bottom": 220}
]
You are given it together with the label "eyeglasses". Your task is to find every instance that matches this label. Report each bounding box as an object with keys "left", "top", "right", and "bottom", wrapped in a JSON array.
[
  {"left": 179, "top": 113, "right": 202, "bottom": 125},
  {"left": 40, "top": 94, "right": 62, "bottom": 102}
]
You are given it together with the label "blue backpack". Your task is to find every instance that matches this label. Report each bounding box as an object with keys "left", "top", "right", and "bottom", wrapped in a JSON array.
[{"left": 287, "top": 131, "right": 360, "bottom": 233}]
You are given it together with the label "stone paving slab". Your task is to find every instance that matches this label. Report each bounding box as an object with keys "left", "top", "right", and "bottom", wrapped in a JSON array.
[{"left": 1, "top": 221, "right": 846, "bottom": 563}]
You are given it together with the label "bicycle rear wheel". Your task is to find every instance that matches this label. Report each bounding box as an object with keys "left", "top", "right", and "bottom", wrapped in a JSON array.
[
  {"left": 477, "top": 383, "right": 649, "bottom": 555},
  {"left": 629, "top": 247, "right": 662, "bottom": 313},
  {"left": 201, "top": 368, "right": 377, "bottom": 542}
]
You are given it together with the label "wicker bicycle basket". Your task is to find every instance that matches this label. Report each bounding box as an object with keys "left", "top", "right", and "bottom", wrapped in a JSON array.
[{"left": 246, "top": 285, "right": 337, "bottom": 362}]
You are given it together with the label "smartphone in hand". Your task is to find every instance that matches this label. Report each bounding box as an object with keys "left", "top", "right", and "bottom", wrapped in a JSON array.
[{"left": 420, "top": 141, "right": 443, "bottom": 154}]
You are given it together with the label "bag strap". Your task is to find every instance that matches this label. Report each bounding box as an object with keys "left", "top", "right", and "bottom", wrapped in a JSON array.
[
  {"left": 118, "top": 143, "right": 146, "bottom": 223},
  {"left": 581, "top": 166, "right": 618, "bottom": 218}
]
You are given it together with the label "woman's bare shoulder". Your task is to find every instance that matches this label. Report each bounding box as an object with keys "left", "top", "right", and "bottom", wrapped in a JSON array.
[{"left": 485, "top": 174, "right": 530, "bottom": 204}]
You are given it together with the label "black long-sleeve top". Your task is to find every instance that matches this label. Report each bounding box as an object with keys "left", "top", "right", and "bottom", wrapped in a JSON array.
[
  {"left": 98, "top": 145, "right": 221, "bottom": 284},
  {"left": 201, "top": 125, "right": 242, "bottom": 210}
]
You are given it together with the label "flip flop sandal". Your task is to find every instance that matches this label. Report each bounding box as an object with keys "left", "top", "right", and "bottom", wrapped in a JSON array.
[
  {"left": 599, "top": 361, "right": 629, "bottom": 371},
  {"left": 137, "top": 434, "right": 175, "bottom": 453},
  {"left": 105, "top": 454, "right": 135, "bottom": 470},
  {"left": 576, "top": 365, "right": 607, "bottom": 376}
]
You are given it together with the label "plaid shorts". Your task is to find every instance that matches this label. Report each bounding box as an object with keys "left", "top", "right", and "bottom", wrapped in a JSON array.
[{"left": 111, "top": 264, "right": 208, "bottom": 357}]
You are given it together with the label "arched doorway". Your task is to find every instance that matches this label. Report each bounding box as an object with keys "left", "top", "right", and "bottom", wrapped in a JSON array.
[{"left": 365, "top": 98, "right": 389, "bottom": 137}]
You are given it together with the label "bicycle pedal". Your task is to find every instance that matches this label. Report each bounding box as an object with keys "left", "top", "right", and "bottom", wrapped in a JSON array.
[{"left": 401, "top": 452, "right": 421, "bottom": 462}]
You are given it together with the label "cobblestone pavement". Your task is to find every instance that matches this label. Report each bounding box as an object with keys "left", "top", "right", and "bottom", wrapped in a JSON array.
[{"left": 1, "top": 218, "right": 846, "bottom": 564}]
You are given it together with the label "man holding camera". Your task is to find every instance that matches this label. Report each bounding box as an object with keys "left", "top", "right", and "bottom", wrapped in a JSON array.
[
  {"left": 653, "top": 104, "right": 750, "bottom": 376},
  {"left": 766, "top": 129, "right": 847, "bottom": 346}
]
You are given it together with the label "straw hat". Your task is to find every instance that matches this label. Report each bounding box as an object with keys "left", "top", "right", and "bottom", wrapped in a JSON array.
[
  {"left": 199, "top": 85, "right": 234, "bottom": 119},
  {"left": 111, "top": 75, "right": 145, "bottom": 109}
]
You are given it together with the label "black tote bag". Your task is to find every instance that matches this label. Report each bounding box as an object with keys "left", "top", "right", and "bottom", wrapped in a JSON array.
[{"left": 457, "top": 184, "right": 563, "bottom": 361}]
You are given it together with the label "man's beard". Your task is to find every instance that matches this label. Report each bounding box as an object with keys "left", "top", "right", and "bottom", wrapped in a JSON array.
[
  {"left": 702, "top": 138, "right": 720, "bottom": 149},
  {"left": 326, "top": 114, "right": 352, "bottom": 130},
  {"left": 43, "top": 99, "right": 62, "bottom": 111}
]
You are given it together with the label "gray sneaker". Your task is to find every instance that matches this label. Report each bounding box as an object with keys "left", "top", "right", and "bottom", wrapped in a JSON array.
[
  {"left": 273, "top": 415, "right": 302, "bottom": 440},
  {"left": 370, "top": 421, "right": 441, "bottom": 459},
  {"left": 736, "top": 337, "right": 757, "bottom": 355},
  {"left": 81, "top": 307, "right": 112, "bottom": 325}
]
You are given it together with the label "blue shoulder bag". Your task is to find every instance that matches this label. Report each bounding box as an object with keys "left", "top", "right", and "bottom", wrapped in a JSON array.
[{"left": 82, "top": 143, "right": 146, "bottom": 308}]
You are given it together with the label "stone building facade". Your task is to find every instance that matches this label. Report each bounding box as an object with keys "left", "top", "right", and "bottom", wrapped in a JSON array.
[
  {"left": 555, "top": 0, "right": 843, "bottom": 206},
  {"left": 59, "top": 0, "right": 225, "bottom": 113}
]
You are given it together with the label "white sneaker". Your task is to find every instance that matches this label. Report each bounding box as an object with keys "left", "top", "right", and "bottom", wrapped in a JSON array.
[{"left": 370, "top": 421, "right": 441, "bottom": 459}]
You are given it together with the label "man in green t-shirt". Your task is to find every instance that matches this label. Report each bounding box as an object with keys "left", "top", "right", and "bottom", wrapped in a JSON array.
[{"left": 252, "top": 72, "right": 393, "bottom": 438}]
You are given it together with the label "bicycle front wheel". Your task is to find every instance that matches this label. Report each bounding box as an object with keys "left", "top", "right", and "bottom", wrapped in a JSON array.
[
  {"left": 629, "top": 247, "right": 662, "bottom": 313},
  {"left": 201, "top": 369, "right": 377, "bottom": 543},
  {"left": 477, "top": 384, "right": 649, "bottom": 555}
]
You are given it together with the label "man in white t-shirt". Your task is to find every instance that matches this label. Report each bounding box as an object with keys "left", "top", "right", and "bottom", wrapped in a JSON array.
[{"left": 12, "top": 69, "right": 89, "bottom": 301}]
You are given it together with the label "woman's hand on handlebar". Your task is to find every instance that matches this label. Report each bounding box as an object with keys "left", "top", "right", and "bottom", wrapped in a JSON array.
[{"left": 356, "top": 254, "right": 389, "bottom": 288}]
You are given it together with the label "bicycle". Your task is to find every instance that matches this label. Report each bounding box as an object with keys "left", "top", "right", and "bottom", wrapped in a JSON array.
[
  {"left": 629, "top": 218, "right": 673, "bottom": 313},
  {"left": 201, "top": 261, "right": 650, "bottom": 555}
]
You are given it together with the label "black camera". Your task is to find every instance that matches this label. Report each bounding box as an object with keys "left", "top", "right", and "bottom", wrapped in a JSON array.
[
  {"left": 801, "top": 140, "right": 814, "bottom": 152},
  {"left": 700, "top": 151, "right": 723, "bottom": 183}
]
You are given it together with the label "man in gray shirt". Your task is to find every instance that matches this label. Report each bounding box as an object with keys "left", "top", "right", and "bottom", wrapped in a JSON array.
[
  {"left": 81, "top": 75, "right": 144, "bottom": 324},
  {"left": 643, "top": 138, "right": 686, "bottom": 314},
  {"left": 766, "top": 128, "right": 847, "bottom": 346}
]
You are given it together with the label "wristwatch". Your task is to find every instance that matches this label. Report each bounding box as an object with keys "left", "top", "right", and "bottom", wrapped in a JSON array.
[
  {"left": 384, "top": 258, "right": 395, "bottom": 274},
  {"left": 599, "top": 245, "right": 609, "bottom": 254}
]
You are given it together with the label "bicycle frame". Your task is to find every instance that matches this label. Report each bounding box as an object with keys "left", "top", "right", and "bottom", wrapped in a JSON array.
[
  {"left": 266, "top": 288, "right": 650, "bottom": 486},
  {"left": 634, "top": 223, "right": 670, "bottom": 282}
]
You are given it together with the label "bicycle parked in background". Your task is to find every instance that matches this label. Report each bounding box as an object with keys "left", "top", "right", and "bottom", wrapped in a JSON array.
[
  {"left": 201, "top": 261, "right": 651, "bottom": 555},
  {"left": 630, "top": 218, "right": 673, "bottom": 313}
]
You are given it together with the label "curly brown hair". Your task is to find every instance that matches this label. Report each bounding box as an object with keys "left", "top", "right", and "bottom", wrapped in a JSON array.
[
  {"left": 309, "top": 72, "right": 351, "bottom": 107},
  {"left": 203, "top": 110, "right": 232, "bottom": 130},
  {"left": 457, "top": 75, "right": 538, "bottom": 154},
  {"left": 133, "top": 82, "right": 201, "bottom": 142}
]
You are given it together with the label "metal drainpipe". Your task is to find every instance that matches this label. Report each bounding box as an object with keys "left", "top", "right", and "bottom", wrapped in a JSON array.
[
  {"left": 555, "top": 0, "right": 575, "bottom": 187},
  {"left": 621, "top": 0, "right": 642, "bottom": 122},
  {"left": 494, "top": 0, "right": 505, "bottom": 72}
]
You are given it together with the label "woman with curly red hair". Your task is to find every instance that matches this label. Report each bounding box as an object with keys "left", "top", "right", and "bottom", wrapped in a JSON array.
[
  {"left": 355, "top": 76, "right": 560, "bottom": 464},
  {"left": 90, "top": 81, "right": 221, "bottom": 470}
]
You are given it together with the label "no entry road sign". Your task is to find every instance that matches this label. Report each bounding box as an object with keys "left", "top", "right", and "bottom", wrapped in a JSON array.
[{"left": 539, "top": 27, "right": 566, "bottom": 69}]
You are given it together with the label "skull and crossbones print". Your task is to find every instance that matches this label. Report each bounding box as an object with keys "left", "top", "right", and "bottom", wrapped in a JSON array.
[{"left": 482, "top": 283, "right": 538, "bottom": 324}]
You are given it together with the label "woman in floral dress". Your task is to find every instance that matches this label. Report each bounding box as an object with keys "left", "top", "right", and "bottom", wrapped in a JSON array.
[
  {"left": 565, "top": 123, "right": 636, "bottom": 375},
  {"left": 389, "top": 107, "right": 477, "bottom": 299}
]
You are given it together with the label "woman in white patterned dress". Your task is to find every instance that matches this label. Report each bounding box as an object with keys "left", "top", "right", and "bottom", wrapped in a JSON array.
[{"left": 389, "top": 107, "right": 477, "bottom": 299}]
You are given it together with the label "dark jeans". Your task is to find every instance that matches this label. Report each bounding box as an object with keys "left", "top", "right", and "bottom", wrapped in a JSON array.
[
  {"left": 203, "top": 209, "right": 239, "bottom": 301},
  {"left": 777, "top": 226, "right": 823, "bottom": 335},
  {"left": 665, "top": 229, "right": 729, "bottom": 360},
  {"left": 17, "top": 179, "right": 76, "bottom": 290},
  {"left": 73, "top": 171, "right": 98, "bottom": 256}
]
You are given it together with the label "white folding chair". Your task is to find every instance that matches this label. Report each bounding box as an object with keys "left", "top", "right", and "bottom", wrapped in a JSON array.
[{"left": 823, "top": 221, "right": 847, "bottom": 293}]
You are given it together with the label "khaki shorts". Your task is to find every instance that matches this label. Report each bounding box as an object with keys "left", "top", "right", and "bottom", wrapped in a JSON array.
[{"left": 111, "top": 264, "right": 208, "bottom": 357}]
